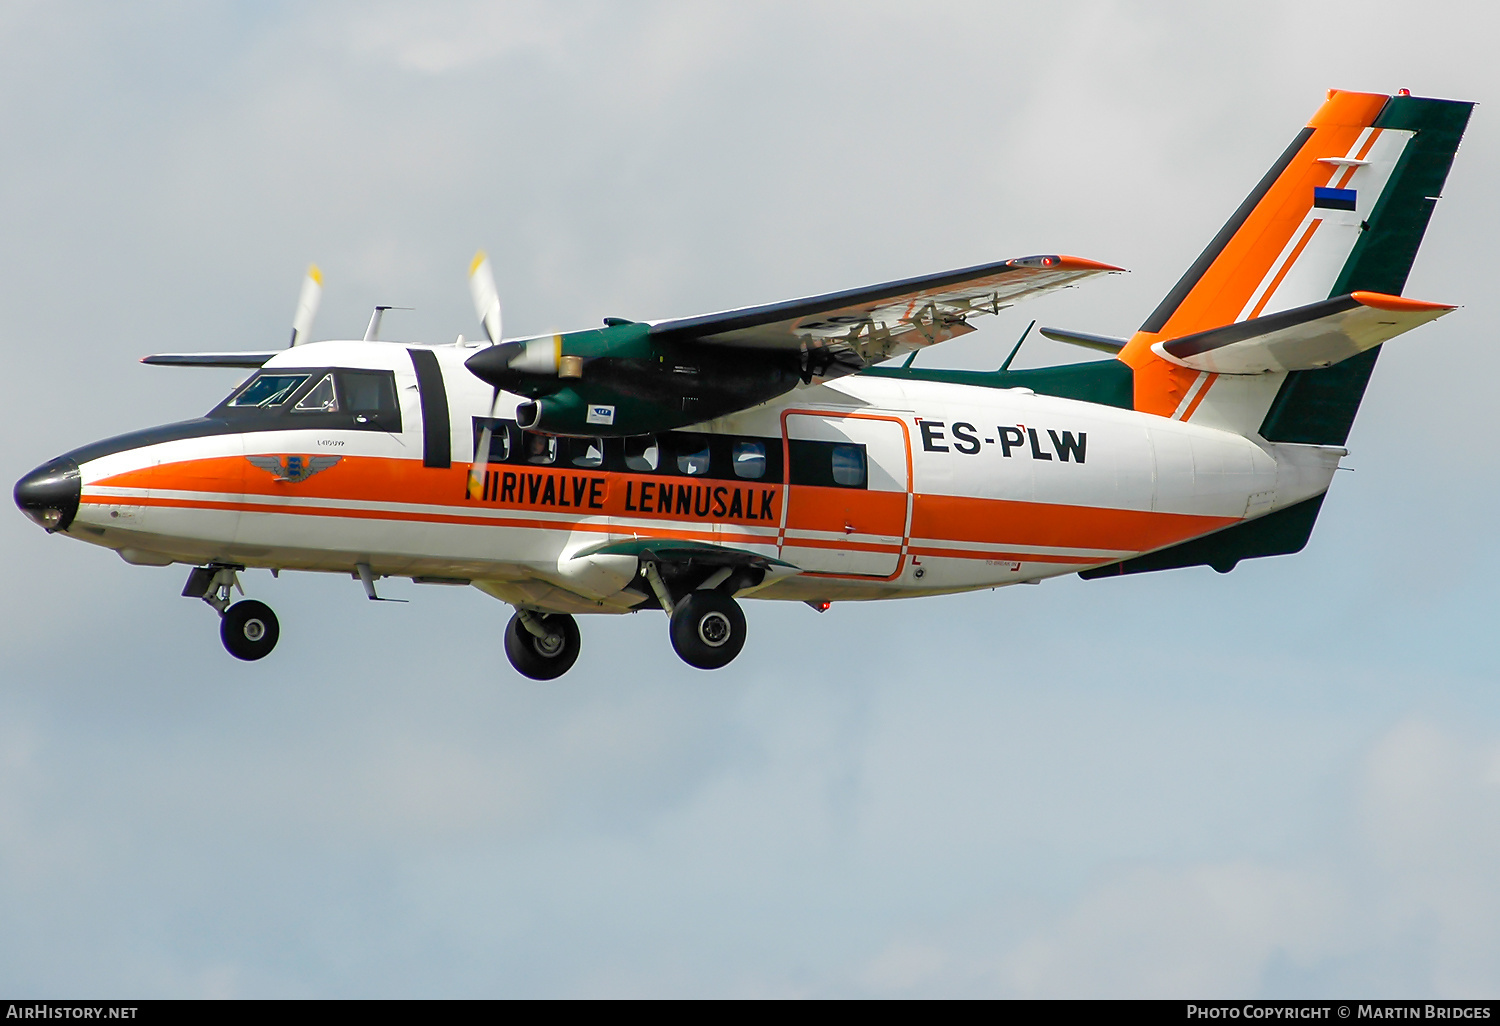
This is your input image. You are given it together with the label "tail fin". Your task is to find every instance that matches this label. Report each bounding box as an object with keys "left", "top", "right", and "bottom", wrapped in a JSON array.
[
  {"left": 1118, "top": 90, "right": 1472, "bottom": 440},
  {"left": 1083, "top": 90, "right": 1471, "bottom": 582}
]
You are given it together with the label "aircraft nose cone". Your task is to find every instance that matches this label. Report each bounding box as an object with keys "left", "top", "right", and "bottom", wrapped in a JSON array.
[{"left": 14, "top": 456, "right": 81, "bottom": 532}]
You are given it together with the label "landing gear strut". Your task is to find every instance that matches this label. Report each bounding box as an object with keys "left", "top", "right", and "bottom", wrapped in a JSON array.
[
  {"left": 504, "top": 610, "right": 581, "bottom": 680},
  {"left": 183, "top": 564, "right": 281, "bottom": 661}
]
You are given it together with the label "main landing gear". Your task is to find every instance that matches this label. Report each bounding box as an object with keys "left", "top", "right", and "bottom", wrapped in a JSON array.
[
  {"left": 504, "top": 609, "right": 581, "bottom": 680},
  {"left": 669, "top": 591, "right": 746, "bottom": 670},
  {"left": 184, "top": 564, "right": 280, "bottom": 661},
  {"left": 640, "top": 560, "right": 750, "bottom": 672},
  {"left": 502, "top": 566, "right": 753, "bottom": 681}
]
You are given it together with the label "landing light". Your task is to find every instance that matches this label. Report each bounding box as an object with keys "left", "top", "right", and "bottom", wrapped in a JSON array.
[{"left": 25, "top": 508, "right": 62, "bottom": 530}]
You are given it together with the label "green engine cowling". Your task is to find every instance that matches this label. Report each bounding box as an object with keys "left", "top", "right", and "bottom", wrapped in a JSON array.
[{"left": 466, "top": 322, "right": 801, "bottom": 437}]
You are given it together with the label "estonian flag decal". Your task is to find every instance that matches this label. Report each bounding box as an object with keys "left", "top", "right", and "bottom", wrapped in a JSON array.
[{"left": 1314, "top": 186, "right": 1357, "bottom": 211}]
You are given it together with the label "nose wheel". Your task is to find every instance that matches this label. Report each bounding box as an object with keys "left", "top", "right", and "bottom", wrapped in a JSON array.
[
  {"left": 183, "top": 564, "right": 281, "bottom": 661},
  {"left": 221, "top": 600, "right": 280, "bottom": 661},
  {"left": 505, "top": 610, "right": 581, "bottom": 680},
  {"left": 669, "top": 591, "right": 746, "bottom": 670}
]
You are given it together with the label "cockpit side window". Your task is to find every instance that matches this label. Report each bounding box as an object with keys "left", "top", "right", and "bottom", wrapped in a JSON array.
[
  {"left": 337, "top": 370, "right": 401, "bottom": 431},
  {"left": 229, "top": 374, "right": 310, "bottom": 408},
  {"left": 293, "top": 374, "right": 338, "bottom": 413}
]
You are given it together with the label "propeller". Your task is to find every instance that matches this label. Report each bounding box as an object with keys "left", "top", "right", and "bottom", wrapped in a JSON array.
[
  {"left": 289, "top": 264, "right": 323, "bottom": 347},
  {"left": 469, "top": 251, "right": 503, "bottom": 344},
  {"left": 466, "top": 251, "right": 504, "bottom": 501}
]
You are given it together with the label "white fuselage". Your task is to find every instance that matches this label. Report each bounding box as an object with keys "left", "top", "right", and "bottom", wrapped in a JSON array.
[{"left": 63, "top": 340, "right": 1342, "bottom": 613}]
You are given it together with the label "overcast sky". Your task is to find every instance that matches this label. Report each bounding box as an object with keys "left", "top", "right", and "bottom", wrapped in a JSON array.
[{"left": 3, "top": 0, "right": 1500, "bottom": 998}]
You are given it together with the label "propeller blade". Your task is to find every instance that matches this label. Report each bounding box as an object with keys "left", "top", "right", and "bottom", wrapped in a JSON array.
[
  {"left": 466, "top": 386, "right": 502, "bottom": 501},
  {"left": 468, "top": 251, "right": 503, "bottom": 344},
  {"left": 290, "top": 264, "right": 323, "bottom": 347}
]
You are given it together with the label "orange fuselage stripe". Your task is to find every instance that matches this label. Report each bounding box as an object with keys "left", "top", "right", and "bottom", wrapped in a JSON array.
[{"left": 85, "top": 454, "right": 1239, "bottom": 563}]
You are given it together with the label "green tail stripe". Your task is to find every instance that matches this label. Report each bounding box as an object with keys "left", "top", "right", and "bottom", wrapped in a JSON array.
[
  {"left": 862, "top": 359, "right": 1134, "bottom": 409},
  {"left": 1259, "top": 95, "right": 1473, "bottom": 446},
  {"left": 1079, "top": 494, "right": 1326, "bottom": 580}
]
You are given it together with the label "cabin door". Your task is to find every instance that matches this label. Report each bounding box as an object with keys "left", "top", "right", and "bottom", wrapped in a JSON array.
[{"left": 778, "top": 412, "right": 911, "bottom": 578}]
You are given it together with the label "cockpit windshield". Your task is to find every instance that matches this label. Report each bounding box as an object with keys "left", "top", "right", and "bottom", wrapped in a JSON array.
[
  {"left": 229, "top": 374, "right": 310, "bottom": 408},
  {"left": 214, "top": 367, "right": 402, "bottom": 433},
  {"left": 293, "top": 374, "right": 338, "bottom": 413}
]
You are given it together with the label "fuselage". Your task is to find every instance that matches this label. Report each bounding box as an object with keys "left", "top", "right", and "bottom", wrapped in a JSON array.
[{"left": 24, "top": 338, "right": 1339, "bottom": 613}]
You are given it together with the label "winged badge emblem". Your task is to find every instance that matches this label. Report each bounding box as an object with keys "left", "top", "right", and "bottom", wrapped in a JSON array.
[{"left": 246, "top": 455, "right": 341, "bottom": 483}]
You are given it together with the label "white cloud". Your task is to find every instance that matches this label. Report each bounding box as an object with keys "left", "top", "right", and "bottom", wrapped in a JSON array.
[{"left": 849, "top": 719, "right": 1500, "bottom": 998}]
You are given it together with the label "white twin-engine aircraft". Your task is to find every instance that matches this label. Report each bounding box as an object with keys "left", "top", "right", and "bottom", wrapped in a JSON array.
[{"left": 14, "top": 89, "right": 1471, "bottom": 677}]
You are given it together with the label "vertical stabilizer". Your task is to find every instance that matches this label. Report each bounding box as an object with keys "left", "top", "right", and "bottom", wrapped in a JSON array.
[
  {"left": 1085, "top": 90, "right": 1471, "bottom": 580},
  {"left": 1117, "top": 90, "right": 1471, "bottom": 440}
]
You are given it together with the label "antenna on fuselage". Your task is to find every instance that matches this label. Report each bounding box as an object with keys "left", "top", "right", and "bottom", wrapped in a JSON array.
[
  {"left": 363, "top": 305, "right": 413, "bottom": 342},
  {"left": 998, "top": 320, "right": 1036, "bottom": 373}
]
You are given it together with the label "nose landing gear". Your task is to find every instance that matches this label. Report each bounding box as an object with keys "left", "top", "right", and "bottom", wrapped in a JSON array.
[{"left": 183, "top": 564, "right": 281, "bottom": 661}]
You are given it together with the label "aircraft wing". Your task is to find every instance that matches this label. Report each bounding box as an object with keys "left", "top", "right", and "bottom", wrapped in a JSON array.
[
  {"left": 647, "top": 255, "right": 1124, "bottom": 374},
  {"left": 141, "top": 352, "right": 279, "bottom": 368}
]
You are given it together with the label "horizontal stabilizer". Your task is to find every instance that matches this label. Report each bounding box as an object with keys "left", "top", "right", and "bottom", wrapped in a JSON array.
[
  {"left": 1152, "top": 291, "right": 1454, "bottom": 375},
  {"left": 141, "top": 352, "right": 279, "bottom": 368},
  {"left": 1039, "top": 326, "right": 1127, "bottom": 354}
]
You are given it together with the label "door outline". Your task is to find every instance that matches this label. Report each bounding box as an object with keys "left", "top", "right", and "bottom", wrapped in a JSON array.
[{"left": 777, "top": 408, "right": 914, "bottom": 581}]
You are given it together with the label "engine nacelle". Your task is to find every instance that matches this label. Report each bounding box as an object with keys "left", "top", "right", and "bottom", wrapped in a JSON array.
[{"left": 476, "top": 329, "right": 802, "bottom": 437}]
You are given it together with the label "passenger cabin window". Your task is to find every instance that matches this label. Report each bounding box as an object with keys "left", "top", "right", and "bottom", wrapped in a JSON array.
[
  {"left": 788, "top": 439, "right": 868, "bottom": 489},
  {"left": 625, "top": 437, "right": 659, "bottom": 473},
  {"left": 733, "top": 440, "right": 766, "bottom": 480},
  {"left": 471, "top": 420, "right": 512, "bottom": 462},
  {"left": 230, "top": 374, "right": 309, "bottom": 408},
  {"left": 677, "top": 439, "right": 710, "bottom": 476},
  {"left": 524, "top": 432, "right": 557, "bottom": 465},
  {"left": 488, "top": 424, "right": 512, "bottom": 462},
  {"left": 294, "top": 374, "right": 338, "bottom": 413},
  {"left": 571, "top": 438, "right": 605, "bottom": 469},
  {"left": 831, "top": 444, "right": 866, "bottom": 487}
]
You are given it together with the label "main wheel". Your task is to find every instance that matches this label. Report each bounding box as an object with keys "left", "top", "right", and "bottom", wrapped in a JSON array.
[
  {"left": 504, "top": 612, "right": 581, "bottom": 680},
  {"left": 669, "top": 591, "right": 746, "bottom": 670},
  {"left": 221, "top": 600, "right": 279, "bottom": 661}
]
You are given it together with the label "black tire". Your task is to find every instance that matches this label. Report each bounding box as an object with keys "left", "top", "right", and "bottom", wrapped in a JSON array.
[
  {"left": 504, "top": 612, "right": 581, "bottom": 680},
  {"left": 669, "top": 591, "right": 746, "bottom": 670},
  {"left": 221, "top": 600, "right": 279, "bottom": 661}
]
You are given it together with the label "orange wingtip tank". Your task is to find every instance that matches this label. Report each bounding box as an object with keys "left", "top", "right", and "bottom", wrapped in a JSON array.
[
  {"left": 1006, "top": 254, "right": 1127, "bottom": 273},
  {"left": 1350, "top": 291, "right": 1457, "bottom": 313}
]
